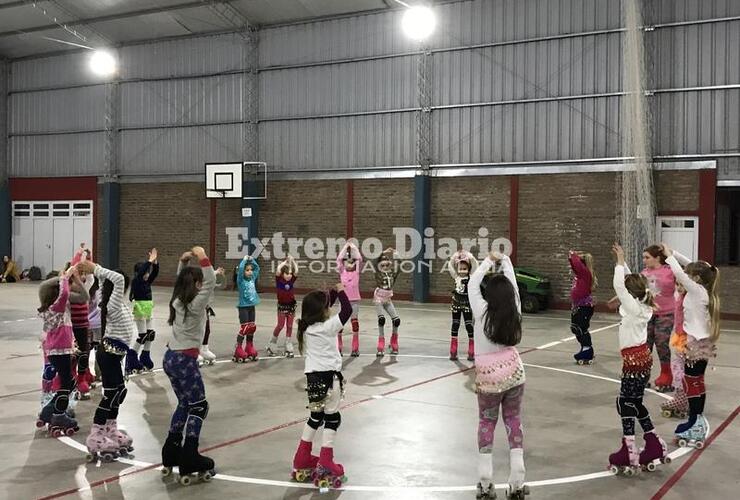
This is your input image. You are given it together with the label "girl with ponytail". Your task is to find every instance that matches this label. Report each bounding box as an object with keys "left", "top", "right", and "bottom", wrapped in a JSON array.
[
  {"left": 291, "top": 283, "right": 352, "bottom": 489},
  {"left": 662, "top": 243, "right": 720, "bottom": 449}
]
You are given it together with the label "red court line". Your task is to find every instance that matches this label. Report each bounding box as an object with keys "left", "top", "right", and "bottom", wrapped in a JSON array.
[{"left": 650, "top": 405, "right": 740, "bottom": 500}]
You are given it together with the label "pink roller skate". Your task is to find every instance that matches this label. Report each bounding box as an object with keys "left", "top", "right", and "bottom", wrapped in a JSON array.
[
  {"left": 468, "top": 338, "right": 475, "bottom": 361},
  {"left": 376, "top": 337, "right": 385, "bottom": 357},
  {"left": 106, "top": 419, "right": 134, "bottom": 456},
  {"left": 661, "top": 390, "right": 688, "bottom": 419},
  {"left": 291, "top": 440, "right": 319, "bottom": 483},
  {"left": 86, "top": 423, "right": 120, "bottom": 462},
  {"left": 350, "top": 333, "right": 360, "bottom": 357},
  {"left": 245, "top": 342, "right": 259, "bottom": 362},
  {"left": 608, "top": 436, "right": 640, "bottom": 476},
  {"left": 390, "top": 333, "right": 399, "bottom": 355},
  {"left": 449, "top": 337, "right": 458, "bottom": 361},
  {"left": 232, "top": 344, "right": 248, "bottom": 363},
  {"left": 314, "top": 447, "right": 346, "bottom": 489},
  {"left": 76, "top": 372, "right": 91, "bottom": 400},
  {"left": 639, "top": 431, "right": 671, "bottom": 471}
]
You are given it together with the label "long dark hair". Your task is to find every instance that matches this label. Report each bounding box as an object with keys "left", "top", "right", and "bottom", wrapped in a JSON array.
[
  {"left": 297, "top": 291, "right": 330, "bottom": 355},
  {"left": 644, "top": 245, "right": 668, "bottom": 266},
  {"left": 482, "top": 275, "right": 522, "bottom": 346},
  {"left": 100, "top": 270, "right": 129, "bottom": 336},
  {"left": 168, "top": 266, "right": 204, "bottom": 325}
]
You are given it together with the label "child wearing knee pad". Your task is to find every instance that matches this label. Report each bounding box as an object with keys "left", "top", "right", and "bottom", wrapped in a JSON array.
[
  {"left": 662, "top": 244, "right": 720, "bottom": 447},
  {"left": 267, "top": 255, "right": 298, "bottom": 357},
  {"left": 373, "top": 247, "right": 400, "bottom": 356},
  {"left": 127, "top": 248, "right": 159, "bottom": 374},
  {"left": 161, "top": 246, "right": 218, "bottom": 480},
  {"left": 448, "top": 249, "right": 478, "bottom": 361},
  {"left": 234, "top": 256, "right": 261, "bottom": 362},
  {"left": 569, "top": 250, "right": 597, "bottom": 364},
  {"left": 336, "top": 242, "right": 362, "bottom": 356},
  {"left": 469, "top": 251, "right": 527, "bottom": 499},
  {"left": 291, "top": 283, "right": 352, "bottom": 487},
  {"left": 608, "top": 244, "right": 668, "bottom": 474},
  {"left": 661, "top": 284, "right": 689, "bottom": 418},
  {"left": 82, "top": 260, "right": 138, "bottom": 459}
]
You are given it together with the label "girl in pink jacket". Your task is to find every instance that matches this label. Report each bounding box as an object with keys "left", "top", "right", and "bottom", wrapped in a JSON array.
[{"left": 336, "top": 242, "right": 362, "bottom": 356}]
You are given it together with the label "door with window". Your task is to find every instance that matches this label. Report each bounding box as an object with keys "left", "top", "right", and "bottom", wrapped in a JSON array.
[{"left": 656, "top": 217, "right": 699, "bottom": 261}]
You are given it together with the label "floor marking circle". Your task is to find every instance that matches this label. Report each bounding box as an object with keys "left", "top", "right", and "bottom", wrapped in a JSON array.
[{"left": 59, "top": 353, "right": 701, "bottom": 492}]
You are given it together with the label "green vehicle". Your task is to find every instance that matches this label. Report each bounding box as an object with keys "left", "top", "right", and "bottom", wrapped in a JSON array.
[{"left": 515, "top": 267, "right": 551, "bottom": 314}]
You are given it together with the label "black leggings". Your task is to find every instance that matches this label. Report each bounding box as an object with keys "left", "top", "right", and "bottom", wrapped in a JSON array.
[
  {"left": 93, "top": 349, "right": 126, "bottom": 425},
  {"left": 684, "top": 359, "right": 708, "bottom": 416},
  {"left": 73, "top": 327, "right": 90, "bottom": 373},
  {"left": 451, "top": 310, "right": 474, "bottom": 338},
  {"left": 47, "top": 354, "right": 74, "bottom": 415},
  {"left": 571, "top": 306, "right": 594, "bottom": 347}
]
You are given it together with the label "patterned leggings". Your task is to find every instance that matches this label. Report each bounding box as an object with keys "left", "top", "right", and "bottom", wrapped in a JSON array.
[
  {"left": 163, "top": 349, "right": 207, "bottom": 438},
  {"left": 647, "top": 314, "right": 674, "bottom": 364},
  {"left": 477, "top": 384, "right": 525, "bottom": 453},
  {"left": 617, "top": 373, "right": 654, "bottom": 436}
]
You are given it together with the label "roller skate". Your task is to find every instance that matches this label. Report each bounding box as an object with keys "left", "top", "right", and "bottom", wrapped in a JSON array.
[
  {"left": 468, "top": 338, "right": 475, "bottom": 361},
  {"left": 49, "top": 412, "right": 80, "bottom": 438},
  {"left": 232, "top": 344, "right": 248, "bottom": 363},
  {"left": 449, "top": 337, "right": 458, "bottom": 361},
  {"left": 674, "top": 414, "right": 708, "bottom": 449},
  {"left": 125, "top": 348, "right": 143, "bottom": 377},
  {"left": 654, "top": 363, "right": 674, "bottom": 393},
  {"left": 337, "top": 334, "right": 344, "bottom": 356},
  {"left": 139, "top": 350, "right": 154, "bottom": 372},
  {"left": 608, "top": 436, "right": 640, "bottom": 476},
  {"left": 200, "top": 345, "right": 216, "bottom": 365},
  {"left": 507, "top": 485, "right": 530, "bottom": 500},
  {"left": 476, "top": 482, "right": 496, "bottom": 499},
  {"left": 161, "top": 432, "right": 182, "bottom": 478},
  {"left": 177, "top": 437, "right": 216, "bottom": 486},
  {"left": 81, "top": 369, "right": 96, "bottom": 390},
  {"left": 76, "top": 372, "right": 91, "bottom": 400},
  {"left": 574, "top": 346, "right": 594, "bottom": 365},
  {"left": 660, "top": 391, "right": 688, "bottom": 419},
  {"left": 285, "top": 340, "right": 295, "bottom": 358},
  {"left": 389, "top": 333, "right": 399, "bottom": 355},
  {"left": 86, "top": 424, "right": 120, "bottom": 463},
  {"left": 35, "top": 404, "right": 53, "bottom": 430},
  {"left": 266, "top": 338, "right": 279, "bottom": 357},
  {"left": 314, "top": 447, "right": 347, "bottom": 490},
  {"left": 105, "top": 419, "right": 134, "bottom": 456},
  {"left": 290, "top": 440, "right": 319, "bottom": 483},
  {"left": 376, "top": 337, "right": 385, "bottom": 357},
  {"left": 350, "top": 333, "right": 360, "bottom": 357},
  {"left": 245, "top": 342, "right": 259, "bottom": 362},
  {"left": 639, "top": 431, "right": 671, "bottom": 471}
]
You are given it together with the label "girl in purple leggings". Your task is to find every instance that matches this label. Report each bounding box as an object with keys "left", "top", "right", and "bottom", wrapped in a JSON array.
[{"left": 468, "top": 251, "right": 527, "bottom": 500}]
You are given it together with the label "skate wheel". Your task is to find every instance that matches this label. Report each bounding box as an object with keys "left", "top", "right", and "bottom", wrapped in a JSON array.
[
  {"left": 333, "top": 478, "right": 343, "bottom": 488},
  {"left": 36, "top": 420, "right": 45, "bottom": 428},
  {"left": 647, "top": 462, "right": 656, "bottom": 472},
  {"left": 202, "top": 472, "right": 213, "bottom": 482},
  {"left": 624, "top": 467, "right": 634, "bottom": 476},
  {"left": 180, "top": 475, "right": 192, "bottom": 486},
  {"left": 318, "top": 479, "right": 330, "bottom": 488},
  {"left": 85, "top": 453, "right": 95, "bottom": 463},
  {"left": 65, "top": 427, "right": 76, "bottom": 436},
  {"left": 663, "top": 456, "right": 672, "bottom": 464},
  {"left": 695, "top": 441, "right": 704, "bottom": 449},
  {"left": 609, "top": 465, "right": 618, "bottom": 474},
  {"left": 102, "top": 453, "right": 115, "bottom": 463},
  {"left": 162, "top": 467, "right": 172, "bottom": 477},
  {"left": 51, "top": 429, "right": 62, "bottom": 438},
  {"left": 661, "top": 410, "right": 672, "bottom": 418},
  {"left": 677, "top": 438, "right": 688, "bottom": 448}
]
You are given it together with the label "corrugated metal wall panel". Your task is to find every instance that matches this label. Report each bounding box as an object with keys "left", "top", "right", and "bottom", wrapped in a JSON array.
[
  {"left": 10, "top": 52, "right": 105, "bottom": 91},
  {"left": 120, "top": 74, "right": 243, "bottom": 128},
  {"left": 260, "top": 57, "right": 416, "bottom": 119},
  {"left": 119, "top": 124, "right": 243, "bottom": 175},
  {"left": 434, "top": 95, "right": 622, "bottom": 164},
  {"left": 9, "top": 86, "right": 106, "bottom": 133},
  {"left": 654, "top": 0, "right": 740, "bottom": 24},
  {"left": 119, "top": 33, "right": 245, "bottom": 79},
  {"left": 9, "top": 133, "right": 105, "bottom": 176},
  {"left": 260, "top": 113, "right": 415, "bottom": 170}
]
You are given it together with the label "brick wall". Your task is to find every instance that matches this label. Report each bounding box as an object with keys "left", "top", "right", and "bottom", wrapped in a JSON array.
[
  {"left": 119, "top": 182, "right": 209, "bottom": 282},
  {"left": 655, "top": 170, "right": 700, "bottom": 212},
  {"left": 718, "top": 266, "right": 740, "bottom": 318},
  {"left": 429, "top": 176, "right": 510, "bottom": 296}
]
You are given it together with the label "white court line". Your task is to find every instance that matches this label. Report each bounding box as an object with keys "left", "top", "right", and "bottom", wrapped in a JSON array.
[
  {"left": 536, "top": 342, "right": 561, "bottom": 350},
  {"left": 57, "top": 355, "right": 700, "bottom": 493}
]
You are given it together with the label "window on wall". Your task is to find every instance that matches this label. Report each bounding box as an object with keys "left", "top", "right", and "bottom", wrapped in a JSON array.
[{"left": 716, "top": 187, "right": 740, "bottom": 266}]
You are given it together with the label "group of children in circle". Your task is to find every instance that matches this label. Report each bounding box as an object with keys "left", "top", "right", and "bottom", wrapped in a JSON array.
[{"left": 33, "top": 237, "right": 721, "bottom": 496}]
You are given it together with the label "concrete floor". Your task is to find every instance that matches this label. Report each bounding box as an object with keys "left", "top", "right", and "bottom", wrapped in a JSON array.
[{"left": 1, "top": 283, "right": 738, "bottom": 500}]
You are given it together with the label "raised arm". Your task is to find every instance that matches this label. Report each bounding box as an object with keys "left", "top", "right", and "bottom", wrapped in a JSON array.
[
  {"left": 447, "top": 254, "right": 459, "bottom": 279},
  {"left": 187, "top": 257, "right": 216, "bottom": 313},
  {"left": 613, "top": 264, "right": 642, "bottom": 316},
  {"left": 569, "top": 251, "right": 589, "bottom": 278},
  {"left": 94, "top": 265, "right": 126, "bottom": 314},
  {"left": 237, "top": 257, "right": 248, "bottom": 287},
  {"left": 498, "top": 253, "right": 521, "bottom": 314},
  {"left": 276, "top": 259, "right": 289, "bottom": 277},
  {"left": 251, "top": 258, "right": 260, "bottom": 281},
  {"left": 468, "top": 257, "right": 492, "bottom": 317},
  {"left": 50, "top": 276, "right": 70, "bottom": 313},
  {"left": 147, "top": 262, "right": 159, "bottom": 284}
]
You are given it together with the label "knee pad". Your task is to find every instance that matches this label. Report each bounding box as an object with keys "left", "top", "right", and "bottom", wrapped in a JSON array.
[
  {"left": 634, "top": 399, "right": 649, "bottom": 420},
  {"left": 570, "top": 323, "right": 583, "bottom": 337},
  {"left": 464, "top": 320, "right": 474, "bottom": 334},
  {"left": 146, "top": 330, "right": 156, "bottom": 342},
  {"left": 112, "top": 385, "right": 127, "bottom": 408},
  {"left": 377, "top": 316, "right": 386, "bottom": 327},
  {"left": 54, "top": 391, "right": 70, "bottom": 412},
  {"left": 616, "top": 397, "right": 640, "bottom": 418},
  {"left": 308, "top": 411, "right": 325, "bottom": 429},
  {"left": 188, "top": 399, "right": 210, "bottom": 420},
  {"left": 324, "top": 412, "right": 341, "bottom": 431},
  {"left": 136, "top": 332, "right": 148, "bottom": 344},
  {"left": 42, "top": 363, "right": 57, "bottom": 382},
  {"left": 102, "top": 387, "right": 117, "bottom": 403},
  {"left": 245, "top": 322, "right": 256, "bottom": 335},
  {"left": 392, "top": 317, "right": 401, "bottom": 328},
  {"left": 451, "top": 318, "right": 461, "bottom": 329},
  {"left": 684, "top": 375, "right": 705, "bottom": 397},
  {"left": 239, "top": 323, "right": 249, "bottom": 336}
]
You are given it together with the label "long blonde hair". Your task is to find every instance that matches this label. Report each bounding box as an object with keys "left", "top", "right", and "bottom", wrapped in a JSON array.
[
  {"left": 685, "top": 262, "right": 721, "bottom": 343},
  {"left": 581, "top": 253, "right": 598, "bottom": 291}
]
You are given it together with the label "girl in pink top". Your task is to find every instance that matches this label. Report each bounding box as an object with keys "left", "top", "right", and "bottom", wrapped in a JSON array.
[
  {"left": 37, "top": 265, "right": 82, "bottom": 436},
  {"left": 336, "top": 242, "right": 363, "bottom": 356},
  {"left": 569, "top": 251, "right": 597, "bottom": 364},
  {"left": 641, "top": 245, "right": 676, "bottom": 392}
]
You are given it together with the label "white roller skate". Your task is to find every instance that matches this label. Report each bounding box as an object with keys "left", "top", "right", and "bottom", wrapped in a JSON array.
[
  {"left": 675, "top": 414, "right": 708, "bottom": 449},
  {"left": 265, "top": 339, "right": 279, "bottom": 357},
  {"left": 86, "top": 423, "right": 120, "bottom": 463},
  {"left": 284, "top": 340, "right": 295, "bottom": 358},
  {"left": 476, "top": 482, "right": 496, "bottom": 499},
  {"left": 199, "top": 345, "right": 216, "bottom": 366}
]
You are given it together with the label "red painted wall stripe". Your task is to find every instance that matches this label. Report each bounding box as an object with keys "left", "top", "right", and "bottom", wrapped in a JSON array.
[
  {"left": 697, "top": 169, "right": 716, "bottom": 262},
  {"left": 346, "top": 179, "right": 354, "bottom": 238},
  {"left": 8, "top": 177, "right": 99, "bottom": 262},
  {"left": 509, "top": 175, "right": 519, "bottom": 265}
]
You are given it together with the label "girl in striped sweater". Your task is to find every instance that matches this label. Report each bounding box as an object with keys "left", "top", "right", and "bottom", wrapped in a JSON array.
[{"left": 80, "top": 260, "right": 139, "bottom": 460}]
